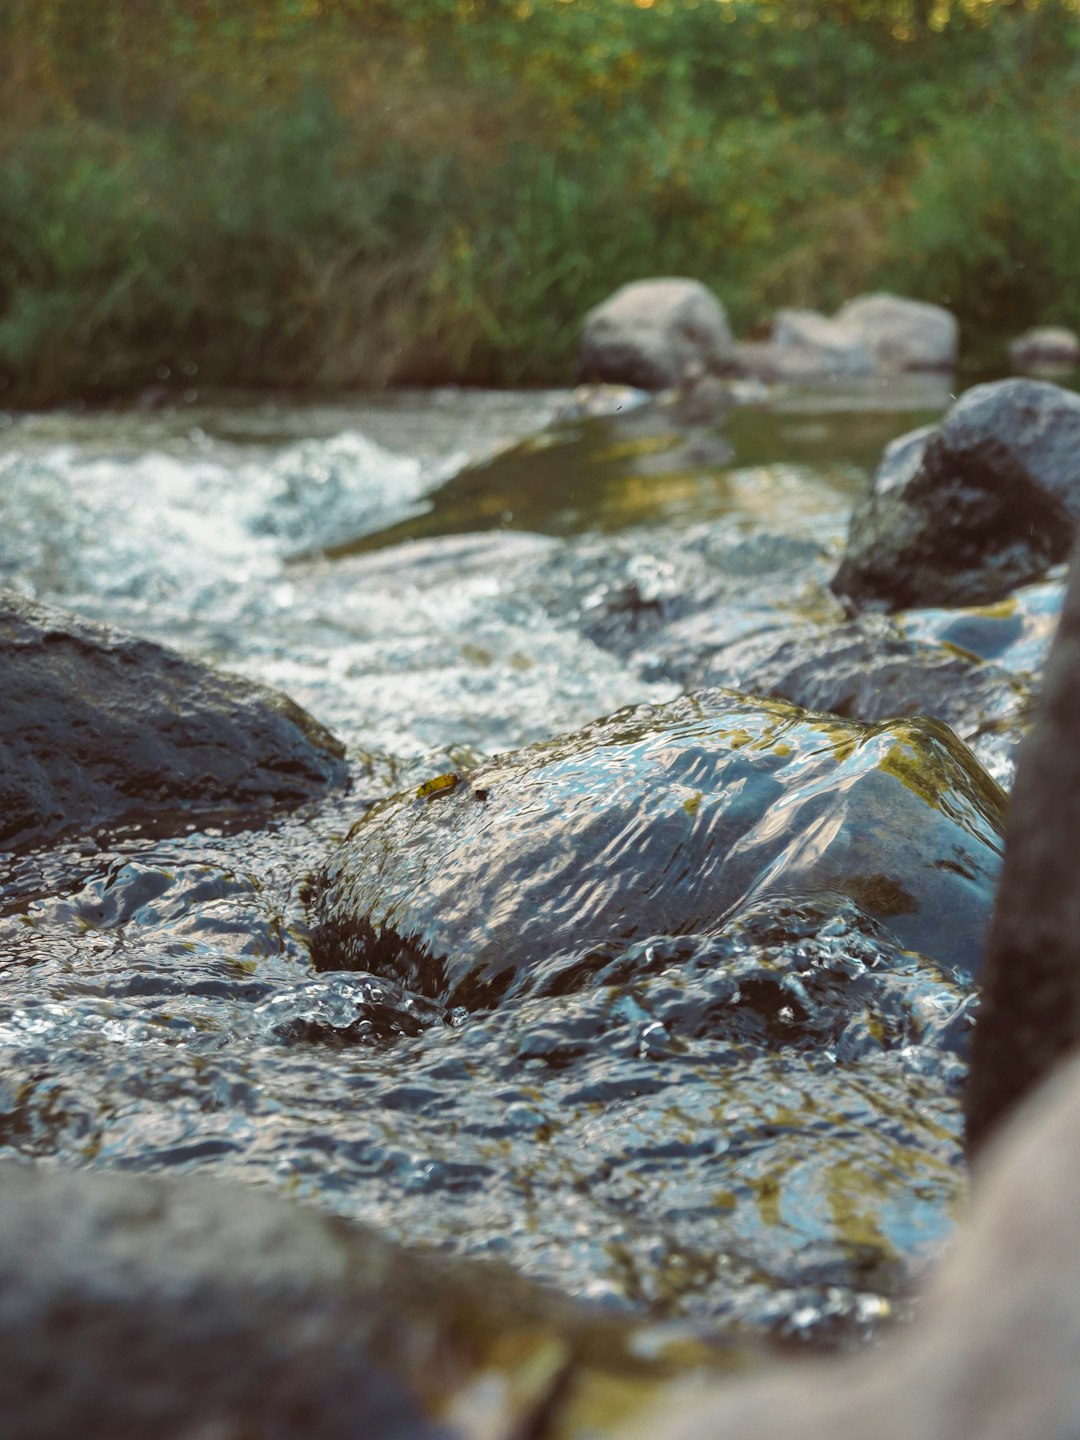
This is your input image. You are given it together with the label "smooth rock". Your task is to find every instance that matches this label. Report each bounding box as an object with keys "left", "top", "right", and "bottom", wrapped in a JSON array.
[
  {"left": 0, "top": 590, "right": 347, "bottom": 850},
  {"left": 831, "top": 379, "right": 1080, "bottom": 609},
  {"left": 0, "top": 1160, "right": 748, "bottom": 1440},
  {"left": 1009, "top": 325, "right": 1080, "bottom": 373},
  {"left": 309, "top": 689, "right": 1004, "bottom": 1009},
  {"left": 616, "top": 1049, "right": 1080, "bottom": 1440},
  {"left": 835, "top": 293, "right": 959, "bottom": 372},
  {"left": 579, "top": 279, "right": 735, "bottom": 391}
]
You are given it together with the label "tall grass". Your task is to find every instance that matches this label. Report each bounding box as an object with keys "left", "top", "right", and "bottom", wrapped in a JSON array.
[{"left": 2, "top": 0, "right": 1080, "bottom": 405}]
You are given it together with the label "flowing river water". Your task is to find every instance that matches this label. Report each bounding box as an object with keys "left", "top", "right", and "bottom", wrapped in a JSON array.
[{"left": 0, "top": 379, "right": 1064, "bottom": 1350}]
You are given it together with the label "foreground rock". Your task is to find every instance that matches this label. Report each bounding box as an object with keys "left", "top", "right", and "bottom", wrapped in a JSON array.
[
  {"left": 832, "top": 379, "right": 1080, "bottom": 609},
  {"left": 617, "top": 1050, "right": 1080, "bottom": 1440},
  {"left": 0, "top": 590, "right": 347, "bottom": 849},
  {"left": 309, "top": 689, "right": 1004, "bottom": 1009},
  {"left": 966, "top": 538, "right": 1080, "bottom": 1151},
  {"left": 579, "top": 279, "right": 735, "bottom": 390},
  {"left": 0, "top": 1162, "right": 748, "bottom": 1440}
]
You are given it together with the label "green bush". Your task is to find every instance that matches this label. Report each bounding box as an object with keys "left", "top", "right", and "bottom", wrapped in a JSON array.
[{"left": 886, "top": 99, "right": 1080, "bottom": 365}]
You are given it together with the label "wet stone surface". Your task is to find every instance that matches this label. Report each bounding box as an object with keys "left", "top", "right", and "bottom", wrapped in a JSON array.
[
  {"left": 0, "top": 384, "right": 1056, "bottom": 1358},
  {"left": 310, "top": 691, "right": 1004, "bottom": 1009}
]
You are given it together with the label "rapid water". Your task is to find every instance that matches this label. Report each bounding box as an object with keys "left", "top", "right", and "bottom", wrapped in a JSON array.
[{"left": 0, "top": 379, "right": 1061, "bottom": 1347}]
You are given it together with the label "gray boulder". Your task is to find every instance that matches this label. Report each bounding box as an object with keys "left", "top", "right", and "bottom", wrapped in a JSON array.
[
  {"left": 1009, "top": 325, "right": 1080, "bottom": 373},
  {"left": 832, "top": 379, "right": 1080, "bottom": 610},
  {"left": 836, "top": 293, "right": 959, "bottom": 372},
  {"left": 0, "top": 1160, "right": 747, "bottom": 1440},
  {"left": 309, "top": 688, "right": 1004, "bottom": 1009},
  {"left": 0, "top": 590, "right": 347, "bottom": 849},
  {"left": 687, "top": 613, "right": 1027, "bottom": 740},
  {"left": 579, "top": 279, "right": 735, "bottom": 390}
]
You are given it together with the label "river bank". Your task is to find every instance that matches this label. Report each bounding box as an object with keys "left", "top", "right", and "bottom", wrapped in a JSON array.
[{"left": 4, "top": 2, "right": 1080, "bottom": 407}]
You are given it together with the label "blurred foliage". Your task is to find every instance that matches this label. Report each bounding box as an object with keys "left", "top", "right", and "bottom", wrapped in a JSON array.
[{"left": 2, "top": 0, "right": 1080, "bottom": 402}]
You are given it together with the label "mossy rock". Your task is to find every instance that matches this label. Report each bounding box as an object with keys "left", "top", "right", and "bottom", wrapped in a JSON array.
[{"left": 310, "top": 690, "right": 1004, "bottom": 1010}]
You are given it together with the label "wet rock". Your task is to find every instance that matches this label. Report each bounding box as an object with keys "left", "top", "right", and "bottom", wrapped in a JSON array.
[
  {"left": 616, "top": 1049, "right": 1080, "bottom": 1440},
  {"left": 1009, "top": 325, "right": 1080, "bottom": 374},
  {"left": 965, "top": 541, "right": 1080, "bottom": 1152},
  {"left": 579, "top": 279, "right": 735, "bottom": 391},
  {"left": 309, "top": 690, "right": 1004, "bottom": 1010},
  {"left": 0, "top": 590, "right": 347, "bottom": 850},
  {"left": 682, "top": 613, "right": 1027, "bottom": 740},
  {"left": 899, "top": 573, "right": 1065, "bottom": 678},
  {"left": 831, "top": 379, "right": 1080, "bottom": 609},
  {"left": 0, "top": 1160, "right": 749, "bottom": 1440},
  {"left": 834, "top": 294, "right": 959, "bottom": 372}
]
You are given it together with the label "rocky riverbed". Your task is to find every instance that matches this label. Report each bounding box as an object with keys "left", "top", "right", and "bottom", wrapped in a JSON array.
[{"left": 0, "top": 375, "right": 1070, "bottom": 1433}]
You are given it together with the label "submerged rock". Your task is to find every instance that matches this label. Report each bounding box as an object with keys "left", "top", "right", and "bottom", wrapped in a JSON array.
[
  {"left": 0, "top": 1160, "right": 749, "bottom": 1440},
  {"left": 579, "top": 279, "right": 735, "bottom": 391},
  {"left": 832, "top": 379, "right": 1080, "bottom": 609},
  {"left": 309, "top": 690, "right": 1004, "bottom": 1010},
  {"left": 0, "top": 590, "right": 347, "bottom": 850}
]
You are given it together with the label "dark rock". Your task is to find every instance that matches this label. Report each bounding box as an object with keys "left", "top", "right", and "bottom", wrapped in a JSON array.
[
  {"left": 579, "top": 279, "right": 735, "bottom": 391},
  {"left": 0, "top": 1160, "right": 749, "bottom": 1440},
  {"left": 965, "top": 541, "right": 1080, "bottom": 1152},
  {"left": 0, "top": 590, "right": 347, "bottom": 850},
  {"left": 832, "top": 379, "right": 1080, "bottom": 610},
  {"left": 309, "top": 690, "right": 1004, "bottom": 1010}
]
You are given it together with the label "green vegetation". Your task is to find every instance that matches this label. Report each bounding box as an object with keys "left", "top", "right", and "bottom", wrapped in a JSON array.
[{"left": 2, "top": 0, "right": 1080, "bottom": 406}]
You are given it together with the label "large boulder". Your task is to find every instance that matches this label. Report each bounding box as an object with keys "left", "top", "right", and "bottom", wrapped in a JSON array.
[
  {"left": 579, "top": 279, "right": 735, "bottom": 390},
  {"left": 616, "top": 1049, "right": 1080, "bottom": 1440},
  {"left": 0, "top": 590, "right": 347, "bottom": 849},
  {"left": 309, "top": 689, "right": 1004, "bottom": 1010},
  {"left": 0, "top": 1160, "right": 748, "bottom": 1440},
  {"left": 831, "top": 379, "right": 1080, "bottom": 610}
]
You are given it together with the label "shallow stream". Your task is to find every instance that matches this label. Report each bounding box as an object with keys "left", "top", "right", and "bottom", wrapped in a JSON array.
[{"left": 0, "top": 377, "right": 1063, "bottom": 1348}]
